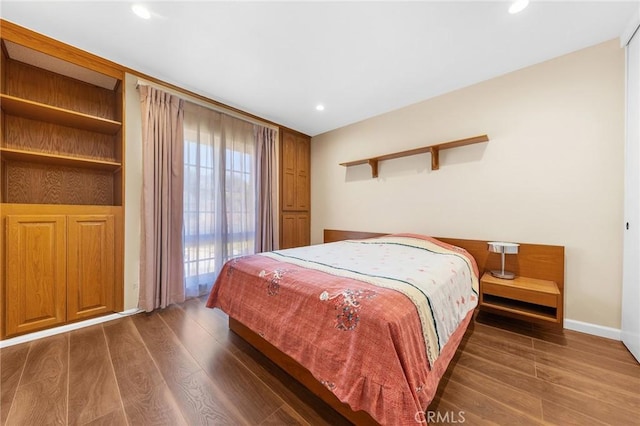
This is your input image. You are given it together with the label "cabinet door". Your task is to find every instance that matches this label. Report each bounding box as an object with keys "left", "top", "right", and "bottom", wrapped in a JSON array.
[
  {"left": 295, "top": 213, "right": 310, "bottom": 247},
  {"left": 294, "top": 136, "right": 310, "bottom": 211},
  {"left": 281, "top": 213, "right": 310, "bottom": 249},
  {"left": 281, "top": 213, "right": 297, "bottom": 249},
  {"left": 5, "top": 215, "right": 67, "bottom": 336},
  {"left": 281, "top": 131, "right": 297, "bottom": 210},
  {"left": 67, "top": 215, "right": 115, "bottom": 320}
]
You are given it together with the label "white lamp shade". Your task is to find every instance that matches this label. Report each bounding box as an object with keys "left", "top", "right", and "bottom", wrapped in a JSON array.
[
  {"left": 488, "top": 241, "right": 519, "bottom": 279},
  {"left": 488, "top": 242, "right": 519, "bottom": 254}
]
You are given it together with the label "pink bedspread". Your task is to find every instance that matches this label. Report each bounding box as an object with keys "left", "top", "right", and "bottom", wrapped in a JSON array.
[{"left": 206, "top": 234, "right": 478, "bottom": 425}]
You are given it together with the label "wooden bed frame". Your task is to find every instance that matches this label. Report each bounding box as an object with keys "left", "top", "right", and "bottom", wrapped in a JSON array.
[{"left": 229, "top": 229, "right": 565, "bottom": 424}]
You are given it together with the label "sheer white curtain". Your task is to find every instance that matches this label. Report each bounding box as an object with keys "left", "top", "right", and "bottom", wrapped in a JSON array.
[{"left": 183, "top": 102, "right": 256, "bottom": 297}]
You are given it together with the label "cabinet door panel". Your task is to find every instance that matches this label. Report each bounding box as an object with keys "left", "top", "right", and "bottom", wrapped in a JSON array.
[
  {"left": 281, "top": 213, "right": 309, "bottom": 249},
  {"left": 295, "top": 213, "right": 310, "bottom": 247},
  {"left": 6, "top": 215, "right": 66, "bottom": 336},
  {"left": 295, "top": 136, "right": 310, "bottom": 211},
  {"left": 67, "top": 215, "right": 115, "bottom": 320},
  {"left": 281, "top": 132, "right": 296, "bottom": 210},
  {"left": 281, "top": 214, "right": 297, "bottom": 250}
]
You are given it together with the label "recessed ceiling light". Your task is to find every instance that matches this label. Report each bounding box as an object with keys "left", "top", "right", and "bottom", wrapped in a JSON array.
[
  {"left": 316, "top": 104, "right": 325, "bottom": 111},
  {"left": 132, "top": 4, "right": 151, "bottom": 20},
  {"left": 509, "top": 0, "right": 529, "bottom": 14}
]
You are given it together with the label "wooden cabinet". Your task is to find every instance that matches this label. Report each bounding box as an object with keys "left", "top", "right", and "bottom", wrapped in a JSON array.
[
  {"left": 479, "top": 272, "right": 562, "bottom": 326},
  {"left": 0, "top": 21, "right": 124, "bottom": 338},
  {"left": 280, "top": 129, "right": 310, "bottom": 249},
  {"left": 4, "top": 213, "right": 116, "bottom": 336}
]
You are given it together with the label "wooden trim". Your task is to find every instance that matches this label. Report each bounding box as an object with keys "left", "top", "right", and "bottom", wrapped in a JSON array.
[
  {"left": 323, "top": 229, "right": 386, "bottom": 243},
  {"left": 0, "top": 19, "right": 123, "bottom": 79},
  {"left": 229, "top": 317, "right": 378, "bottom": 426},
  {"left": 112, "top": 207, "right": 124, "bottom": 312},
  {"left": 0, "top": 203, "right": 122, "bottom": 215},
  {"left": 113, "top": 78, "right": 124, "bottom": 207}
]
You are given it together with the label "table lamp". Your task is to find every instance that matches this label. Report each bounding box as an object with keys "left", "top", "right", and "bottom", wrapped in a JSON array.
[{"left": 488, "top": 241, "right": 520, "bottom": 279}]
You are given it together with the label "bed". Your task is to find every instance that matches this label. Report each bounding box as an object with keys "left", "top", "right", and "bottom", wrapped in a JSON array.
[
  {"left": 207, "top": 230, "right": 565, "bottom": 424},
  {"left": 206, "top": 232, "right": 480, "bottom": 425}
]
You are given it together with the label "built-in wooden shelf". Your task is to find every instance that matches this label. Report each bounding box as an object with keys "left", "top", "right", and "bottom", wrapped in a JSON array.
[
  {"left": 0, "top": 147, "right": 121, "bottom": 171},
  {"left": 340, "top": 134, "right": 489, "bottom": 177},
  {"left": 0, "top": 94, "right": 122, "bottom": 135}
]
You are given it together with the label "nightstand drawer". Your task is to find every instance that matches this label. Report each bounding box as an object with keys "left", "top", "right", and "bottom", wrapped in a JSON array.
[{"left": 482, "top": 282, "right": 558, "bottom": 308}]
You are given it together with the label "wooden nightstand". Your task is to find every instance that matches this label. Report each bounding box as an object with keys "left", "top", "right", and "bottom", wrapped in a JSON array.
[{"left": 479, "top": 272, "right": 562, "bottom": 326}]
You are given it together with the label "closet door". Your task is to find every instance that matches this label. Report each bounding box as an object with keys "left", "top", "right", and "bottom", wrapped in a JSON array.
[
  {"left": 623, "top": 27, "right": 640, "bottom": 362},
  {"left": 279, "top": 128, "right": 311, "bottom": 248}
]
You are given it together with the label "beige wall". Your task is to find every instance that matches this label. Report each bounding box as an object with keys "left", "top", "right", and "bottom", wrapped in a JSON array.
[
  {"left": 310, "top": 40, "right": 625, "bottom": 329},
  {"left": 123, "top": 72, "right": 143, "bottom": 311}
]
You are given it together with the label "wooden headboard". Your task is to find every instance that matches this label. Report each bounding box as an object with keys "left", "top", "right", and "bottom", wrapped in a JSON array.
[{"left": 323, "top": 229, "right": 565, "bottom": 292}]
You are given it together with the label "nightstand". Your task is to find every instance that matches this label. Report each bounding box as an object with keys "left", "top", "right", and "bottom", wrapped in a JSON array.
[{"left": 479, "top": 272, "right": 562, "bottom": 325}]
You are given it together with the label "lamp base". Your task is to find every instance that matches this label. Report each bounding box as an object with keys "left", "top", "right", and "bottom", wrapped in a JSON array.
[{"left": 490, "top": 270, "right": 516, "bottom": 280}]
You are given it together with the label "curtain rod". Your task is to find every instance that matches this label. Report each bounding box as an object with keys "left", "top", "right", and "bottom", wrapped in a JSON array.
[{"left": 135, "top": 78, "right": 279, "bottom": 131}]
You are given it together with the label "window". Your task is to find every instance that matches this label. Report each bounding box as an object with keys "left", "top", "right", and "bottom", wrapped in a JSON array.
[{"left": 183, "top": 103, "right": 256, "bottom": 297}]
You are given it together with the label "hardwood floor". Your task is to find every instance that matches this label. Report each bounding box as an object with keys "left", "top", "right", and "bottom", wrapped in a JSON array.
[{"left": 1, "top": 299, "right": 638, "bottom": 425}]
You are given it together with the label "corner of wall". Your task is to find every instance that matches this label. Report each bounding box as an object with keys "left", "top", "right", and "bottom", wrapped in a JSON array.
[{"left": 123, "top": 73, "right": 143, "bottom": 311}]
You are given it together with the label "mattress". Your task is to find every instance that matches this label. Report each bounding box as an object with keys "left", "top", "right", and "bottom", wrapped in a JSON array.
[{"left": 206, "top": 234, "right": 479, "bottom": 425}]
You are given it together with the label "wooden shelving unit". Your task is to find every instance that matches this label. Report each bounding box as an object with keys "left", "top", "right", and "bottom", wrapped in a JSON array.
[
  {"left": 0, "top": 20, "right": 125, "bottom": 338},
  {"left": 0, "top": 38, "right": 123, "bottom": 206},
  {"left": 340, "top": 134, "right": 489, "bottom": 177}
]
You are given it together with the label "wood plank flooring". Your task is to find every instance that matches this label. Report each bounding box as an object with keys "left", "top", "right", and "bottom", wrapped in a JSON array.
[{"left": 1, "top": 299, "right": 638, "bottom": 425}]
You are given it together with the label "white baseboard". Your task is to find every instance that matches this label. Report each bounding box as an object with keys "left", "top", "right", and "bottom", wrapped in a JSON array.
[
  {"left": 564, "top": 318, "right": 622, "bottom": 341},
  {"left": 0, "top": 308, "right": 143, "bottom": 349}
]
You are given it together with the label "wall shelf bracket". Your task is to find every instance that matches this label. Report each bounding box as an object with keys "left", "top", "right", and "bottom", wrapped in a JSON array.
[
  {"left": 368, "top": 159, "right": 379, "bottom": 178},
  {"left": 430, "top": 146, "right": 440, "bottom": 171}
]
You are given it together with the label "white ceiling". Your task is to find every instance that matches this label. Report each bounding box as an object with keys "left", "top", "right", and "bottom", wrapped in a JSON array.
[{"left": 1, "top": 1, "right": 638, "bottom": 136}]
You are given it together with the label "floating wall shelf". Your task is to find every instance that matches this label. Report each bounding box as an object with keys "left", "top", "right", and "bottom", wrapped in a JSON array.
[{"left": 340, "top": 134, "right": 489, "bottom": 178}]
